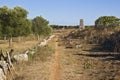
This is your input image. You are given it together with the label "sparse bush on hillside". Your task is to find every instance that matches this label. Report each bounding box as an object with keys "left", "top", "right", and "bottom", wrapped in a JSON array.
[
  {"left": 102, "top": 31, "right": 120, "bottom": 52},
  {"left": 67, "top": 26, "right": 120, "bottom": 52},
  {"left": 30, "top": 44, "right": 55, "bottom": 62},
  {"left": 67, "top": 27, "right": 114, "bottom": 44}
]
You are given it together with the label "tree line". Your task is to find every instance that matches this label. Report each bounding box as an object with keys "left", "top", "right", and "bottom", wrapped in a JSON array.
[
  {"left": 51, "top": 16, "right": 120, "bottom": 29},
  {"left": 0, "top": 6, "right": 52, "bottom": 42},
  {"left": 51, "top": 25, "right": 79, "bottom": 29},
  {"left": 0, "top": 6, "right": 120, "bottom": 41}
]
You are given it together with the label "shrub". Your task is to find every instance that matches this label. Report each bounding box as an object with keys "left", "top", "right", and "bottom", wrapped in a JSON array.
[{"left": 102, "top": 31, "right": 120, "bottom": 52}]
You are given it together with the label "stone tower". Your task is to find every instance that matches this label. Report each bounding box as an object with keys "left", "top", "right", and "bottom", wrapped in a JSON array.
[{"left": 79, "top": 19, "right": 84, "bottom": 29}]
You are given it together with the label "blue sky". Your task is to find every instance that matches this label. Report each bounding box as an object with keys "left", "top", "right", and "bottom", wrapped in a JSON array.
[{"left": 0, "top": 0, "right": 120, "bottom": 25}]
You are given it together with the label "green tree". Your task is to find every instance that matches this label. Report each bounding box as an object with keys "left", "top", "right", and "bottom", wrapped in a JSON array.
[
  {"left": 95, "top": 16, "right": 120, "bottom": 27},
  {"left": 13, "top": 6, "right": 32, "bottom": 37},
  {"left": 32, "top": 16, "right": 52, "bottom": 37},
  {"left": 0, "top": 6, "right": 32, "bottom": 47}
]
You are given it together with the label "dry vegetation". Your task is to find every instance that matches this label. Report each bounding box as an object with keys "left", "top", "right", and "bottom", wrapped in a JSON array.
[
  {"left": 60, "top": 27, "right": 120, "bottom": 80},
  {"left": 2, "top": 28, "right": 120, "bottom": 80},
  {"left": 0, "top": 35, "right": 46, "bottom": 53},
  {"left": 67, "top": 27, "right": 120, "bottom": 52},
  {"left": 13, "top": 36, "right": 56, "bottom": 80}
]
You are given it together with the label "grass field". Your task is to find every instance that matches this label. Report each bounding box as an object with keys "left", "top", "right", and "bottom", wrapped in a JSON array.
[{"left": 0, "top": 36, "right": 46, "bottom": 54}]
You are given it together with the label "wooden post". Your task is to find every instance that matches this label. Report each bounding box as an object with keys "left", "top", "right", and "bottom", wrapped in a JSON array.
[{"left": 0, "top": 50, "right": 6, "bottom": 61}]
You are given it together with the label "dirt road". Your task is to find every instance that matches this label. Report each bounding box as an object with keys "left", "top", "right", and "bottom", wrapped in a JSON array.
[{"left": 50, "top": 41, "right": 60, "bottom": 80}]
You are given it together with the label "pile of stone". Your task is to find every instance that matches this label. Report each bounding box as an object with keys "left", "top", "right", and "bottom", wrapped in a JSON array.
[
  {"left": 13, "top": 35, "right": 55, "bottom": 62},
  {"left": 13, "top": 50, "right": 29, "bottom": 62},
  {"left": 0, "top": 61, "right": 7, "bottom": 80},
  {"left": 38, "top": 35, "right": 55, "bottom": 47},
  {"left": 38, "top": 39, "right": 47, "bottom": 46},
  {"left": 0, "top": 49, "right": 15, "bottom": 80}
]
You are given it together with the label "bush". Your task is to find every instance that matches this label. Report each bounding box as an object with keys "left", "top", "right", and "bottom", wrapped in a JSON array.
[
  {"left": 102, "top": 31, "right": 120, "bottom": 52},
  {"left": 32, "top": 16, "right": 53, "bottom": 36}
]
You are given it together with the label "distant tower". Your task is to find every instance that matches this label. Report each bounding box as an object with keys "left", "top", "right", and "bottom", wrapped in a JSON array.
[{"left": 79, "top": 19, "right": 84, "bottom": 29}]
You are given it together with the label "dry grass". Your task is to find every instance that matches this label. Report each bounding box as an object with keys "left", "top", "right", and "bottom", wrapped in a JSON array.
[
  {"left": 58, "top": 29, "right": 120, "bottom": 80},
  {"left": 0, "top": 36, "right": 45, "bottom": 53},
  {"left": 13, "top": 36, "right": 56, "bottom": 80},
  {"left": 2, "top": 36, "right": 46, "bottom": 80},
  {"left": 5, "top": 29, "right": 120, "bottom": 80}
]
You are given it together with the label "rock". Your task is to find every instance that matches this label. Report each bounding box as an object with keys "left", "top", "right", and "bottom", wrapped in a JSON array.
[
  {"left": 0, "top": 68, "right": 6, "bottom": 80},
  {"left": 29, "top": 50, "right": 35, "bottom": 55},
  {"left": 13, "top": 53, "right": 28, "bottom": 62},
  {"left": 49, "top": 35, "right": 55, "bottom": 39},
  {"left": 66, "top": 44, "right": 73, "bottom": 48},
  {"left": 47, "top": 35, "right": 55, "bottom": 41},
  {"left": 24, "top": 50, "right": 29, "bottom": 54},
  {"left": 0, "top": 61, "right": 8, "bottom": 75},
  {"left": 38, "top": 39, "right": 47, "bottom": 46},
  {"left": 76, "top": 44, "right": 82, "bottom": 48}
]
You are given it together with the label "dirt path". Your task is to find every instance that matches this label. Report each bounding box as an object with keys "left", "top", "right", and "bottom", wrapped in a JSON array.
[
  {"left": 53, "top": 41, "right": 60, "bottom": 80},
  {"left": 50, "top": 41, "right": 60, "bottom": 80}
]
